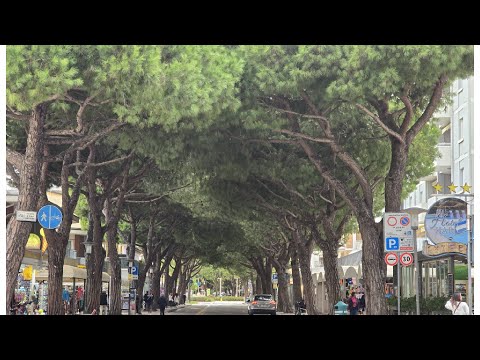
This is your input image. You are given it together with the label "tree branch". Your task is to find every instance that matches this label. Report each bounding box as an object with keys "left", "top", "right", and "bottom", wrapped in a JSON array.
[
  {"left": 6, "top": 148, "right": 24, "bottom": 170},
  {"left": 274, "top": 129, "right": 333, "bottom": 144},
  {"left": 355, "top": 103, "right": 405, "bottom": 144},
  {"left": 407, "top": 74, "right": 448, "bottom": 144},
  {"left": 399, "top": 94, "right": 414, "bottom": 136}
]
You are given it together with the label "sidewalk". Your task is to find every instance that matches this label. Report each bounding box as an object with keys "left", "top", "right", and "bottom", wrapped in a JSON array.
[{"left": 121, "top": 304, "right": 186, "bottom": 315}]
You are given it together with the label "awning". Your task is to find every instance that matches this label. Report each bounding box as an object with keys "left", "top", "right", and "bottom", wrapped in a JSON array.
[{"left": 35, "top": 265, "right": 110, "bottom": 282}]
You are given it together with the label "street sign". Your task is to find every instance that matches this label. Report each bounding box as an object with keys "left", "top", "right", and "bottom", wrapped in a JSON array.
[
  {"left": 272, "top": 273, "right": 278, "bottom": 284},
  {"left": 399, "top": 252, "right": 414, "bottom": 266},
  {"left": 384, "top": 252, "right": 399, "bottom": 266},
  {"left": 130, "top": 264, "right": 139, "bottom": 280},
  {"left": 384, "top": 213, "right": 414, "bottom": 252},
  {"left": 37, "top": 204, "right": 63, "bottom": 229},
  {"left": 16, "top": 211, "right": 37, "bottom": 222}
]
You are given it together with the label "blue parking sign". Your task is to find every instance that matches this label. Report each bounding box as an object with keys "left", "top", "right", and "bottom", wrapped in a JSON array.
[{"left": 385, "top": 237, "right": 400, "bottom": 251}]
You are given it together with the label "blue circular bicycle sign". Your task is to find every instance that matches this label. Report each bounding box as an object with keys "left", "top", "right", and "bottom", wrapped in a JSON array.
[{"left": 37, "top": 204, "right": 63, "bottom": 229}]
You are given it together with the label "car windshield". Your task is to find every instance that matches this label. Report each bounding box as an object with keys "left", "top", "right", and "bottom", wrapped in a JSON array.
[{"left": 254, "top": 295, "right": 272, "bottom": 301}]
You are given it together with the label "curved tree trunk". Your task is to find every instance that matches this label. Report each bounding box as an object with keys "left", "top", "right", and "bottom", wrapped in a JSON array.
[
  {"left": 358, "top": 214, "right": 387, "bottom": 315},
  {"left": 276, "top": 267, "right": 293, "bottom": 313},
  {"left": 291, "top": 250, "right": 303, "bottom": 303},
  {"left": 6, "top": 105, "right": 46, "bottom": 313}
]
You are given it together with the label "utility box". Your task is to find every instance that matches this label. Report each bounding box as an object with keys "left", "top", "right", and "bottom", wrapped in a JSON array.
[{"left": 334, "top": 301, "right": 348, "bottom": 315}]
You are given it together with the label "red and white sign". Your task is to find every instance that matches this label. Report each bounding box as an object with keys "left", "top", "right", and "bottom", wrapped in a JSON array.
[
  {"left": 400, "top": 252, "right": 414, "bottom": 266},
  {"left": 384, "top": 252, "right": 398, "bottom": 266},
  {"left": 387, "top": 216, "right": 397, "bottom": 226}
]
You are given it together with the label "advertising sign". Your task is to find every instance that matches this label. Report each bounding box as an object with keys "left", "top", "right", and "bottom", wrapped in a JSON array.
[{"left": 425, "top": 198, "right": 468, "bottom": 245}]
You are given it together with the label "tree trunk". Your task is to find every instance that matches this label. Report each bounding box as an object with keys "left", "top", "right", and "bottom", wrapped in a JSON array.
[
  {"left": 358, "top": 214, "right": 387, "bottom": 315},
  {"left": 385, "top": 141, "right": 408, "bottom": 212},
  {"left": 107, "top": 237, "right": 122, "bottom": 315},
  {"left": 177, "top": 269, "right": 188, "bottom": 303},
  {"left": 294, "top": 230, "right": 318, "bottom": 315},
  {"left": 264, "top": 258, "right": 273, "bottom": 294},
  {"left": 6, "top": 105, "right": 46, "bottom": 313},
  {"left": 85, "top": 211, "right": 105, "bottom": 314},
  {"left": 273, "top": 259, "right": 293, "bottom": 313},
  {"left": 151, "top": 254, "right": 161, "bottom": 311},
  {"left": 46, "top": 234, "right": 68, "bottom": 315},
  {"left": 255, "top": 275, "right": 262, "bottom": 294},
  {"left": 136, "top": 269, "right": 148, "bottom": 303},
  {"left": 171, "top": 260, "right": 182, "bottom": 295},
  {"left": 291, "top": 250, "right": 303, "bottom": 303},
  {"left": 322, "top": 242, "right": 341, "bottom": 315}
]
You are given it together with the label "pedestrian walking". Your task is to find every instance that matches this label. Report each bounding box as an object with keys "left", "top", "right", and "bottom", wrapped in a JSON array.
[
  {"left": 347, "top": 292, "right": 358, "bottom": 315},
  {"left": 144, "top": 291, "right": 153, "bottom": 313},
  {"left": 445, "top": 292, "right": 469, "bottom": 315},
  {"left": 158, "top": 294, "right": 167, "bottom": 315}
]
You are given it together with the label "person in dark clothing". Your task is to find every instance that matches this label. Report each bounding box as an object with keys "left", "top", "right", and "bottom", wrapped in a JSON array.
[
  {"left": 158, "top": 294, "right": 167, "bottom": 315},
  {"left": 182, "top": 294, "right": 187, "bottom": 305},
  {"left": 100, "top": 291, "right": 108, "bottom": 315},
  {"left": 144, "top": 291, "right": 153, "bottom": 313}
]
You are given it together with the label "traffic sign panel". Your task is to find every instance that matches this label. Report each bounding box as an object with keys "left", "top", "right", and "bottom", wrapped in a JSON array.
[
  {"left": 400, "top": 253, "right": 414, "bottom": 266},
  {"left": 384, "top": 252, "right": 398, "bottom": 266},
  {"left": 38, "top": 204, "right": 63, "bottom": 229},
  {"left": 384, "top": 213, "right": 413, "bottom": 252}
]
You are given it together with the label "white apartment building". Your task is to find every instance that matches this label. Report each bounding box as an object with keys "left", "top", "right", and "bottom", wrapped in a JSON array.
[{"left": 401, "top": 77, "right": 474, "bottom": 301}]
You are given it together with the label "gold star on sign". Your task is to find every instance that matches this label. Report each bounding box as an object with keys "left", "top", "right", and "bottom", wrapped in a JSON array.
[
  {"left": 448, "top": 183, "right": 457, "bottom": 193},
  {"left": 461, "top": 183, "right": 472, "bottom": 193},
  {"left": 433, "top": 183, "right": 443, "bottom": 193}
]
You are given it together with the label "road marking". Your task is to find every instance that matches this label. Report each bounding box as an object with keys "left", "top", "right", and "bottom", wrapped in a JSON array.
[{"left": 196, "top": 304, "right": 209, "bottom": 315}]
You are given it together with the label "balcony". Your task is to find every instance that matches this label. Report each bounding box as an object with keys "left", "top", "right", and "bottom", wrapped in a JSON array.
[
  {"left": 433, "top": 105, "right": 452, "bottom": 128},
  {"left": 434, "top": 143, "right": 451, "bottom": 172}
]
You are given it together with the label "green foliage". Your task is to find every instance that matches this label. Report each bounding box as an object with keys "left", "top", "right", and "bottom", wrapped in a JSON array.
[{"left": 454, "top": 265, "right": 467, "bottom": 281}]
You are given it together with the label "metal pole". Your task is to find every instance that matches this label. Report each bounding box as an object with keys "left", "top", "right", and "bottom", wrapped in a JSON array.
[
  {"left": 128, "top": 262, "right": 131, "bottom": 315},
  {"left": 397, "top": 264, "right": 401, "bottom": 315},
  {"left": 412, "top": 226, "right": 420, "bottom": 315},
  {"left": 467, "top": 203, "right": 473, "bottom": 314}
]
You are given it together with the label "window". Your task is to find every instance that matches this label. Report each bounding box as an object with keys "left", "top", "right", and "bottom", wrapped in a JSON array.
[
  {"left": 460, "top": 168, "right": 464, "bottom": 186},
  {"left": 419, "top": 190, "right": 424, "bottom": 203},
  {"left": 458, "top": 117, "right": 464, "bottom": 139}
]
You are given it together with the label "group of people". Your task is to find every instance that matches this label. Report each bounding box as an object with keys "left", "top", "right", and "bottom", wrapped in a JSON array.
[
  {"left": 346, "top": 291, "right": 365, "bottom": 315},
  {"left": 136, "top": 291, "right": 176, "bottom": 315}
]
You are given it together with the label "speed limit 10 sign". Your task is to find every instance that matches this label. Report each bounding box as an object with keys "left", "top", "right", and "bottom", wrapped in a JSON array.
[{"left": 400, "top": 252, "right": 414, "bottom": 266}]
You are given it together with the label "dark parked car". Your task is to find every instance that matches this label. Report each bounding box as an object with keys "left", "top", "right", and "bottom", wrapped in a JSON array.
[{"left": 247, "top": 294, "right": 276, "bottom": 315}]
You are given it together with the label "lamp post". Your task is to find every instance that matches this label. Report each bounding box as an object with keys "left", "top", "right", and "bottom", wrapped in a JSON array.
[
  {"left": 218, "top": 277, "right": 222, "bottom": 301},
  {"left": 83, "top": 238, "right": 93, "bottom": 314},
  {"left": 128, "top": 259, "right": 134, "bottom": 315},
  {"left": 404, "top": 207, "right": 427, "bottom": 315}
]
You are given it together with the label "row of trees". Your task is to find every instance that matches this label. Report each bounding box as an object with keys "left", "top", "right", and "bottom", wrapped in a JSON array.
[{"left": 6, "top": 45, "right": 473, "bottom": 314}]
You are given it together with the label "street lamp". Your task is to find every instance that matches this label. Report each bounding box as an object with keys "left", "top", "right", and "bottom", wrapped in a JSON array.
[
  {"left": 218, "top": 277, "right": 222, "bottom": 301},
  {"left": 83, "top": 238, "right": 93, "bottom": 314},
  {"left": 404, "top": 207, "right": 427, "bottom": 316}
]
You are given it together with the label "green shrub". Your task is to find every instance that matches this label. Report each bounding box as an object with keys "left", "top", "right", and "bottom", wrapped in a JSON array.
[{"left": 387, "top": 295, "right": 450, "bottom": 314}]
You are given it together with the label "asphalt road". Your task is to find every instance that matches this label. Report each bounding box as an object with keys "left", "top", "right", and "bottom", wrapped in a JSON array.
[{"left": 168, "top": 301, "right": 250, "bottom": 315}]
